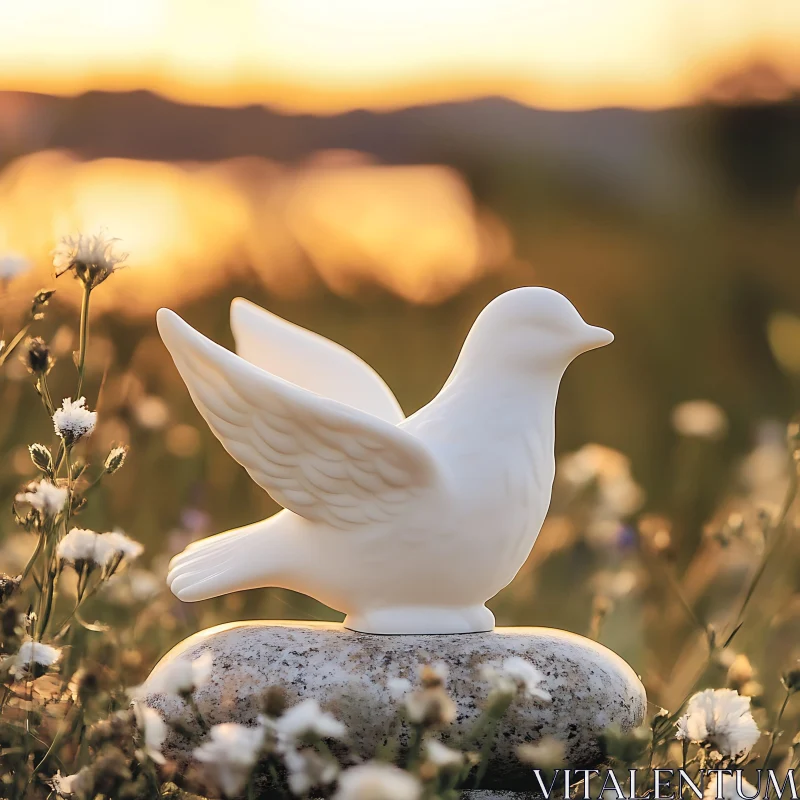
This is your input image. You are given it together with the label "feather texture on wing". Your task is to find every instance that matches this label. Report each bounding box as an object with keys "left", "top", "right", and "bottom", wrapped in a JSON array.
[
  {"left": 230, "top": 298, "right": 405, "bottom": 424},
  {"left": 157, "top": 309, "right": 441, "bottom": 529}
]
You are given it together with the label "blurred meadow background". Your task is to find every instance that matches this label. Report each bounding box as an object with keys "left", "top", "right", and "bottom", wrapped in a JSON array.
[{"left": 1, "top": 0, "right": 800, "bottom": 718}]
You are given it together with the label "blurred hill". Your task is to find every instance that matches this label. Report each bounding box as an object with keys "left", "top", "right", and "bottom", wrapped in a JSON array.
[{"left": 0, "top": 88, "right": 798, "bottom": 502}]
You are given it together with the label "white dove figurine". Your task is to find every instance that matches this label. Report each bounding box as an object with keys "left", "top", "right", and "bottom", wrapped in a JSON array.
[{"left": 157, "top": 288, "right": 613, "bottom": 634}]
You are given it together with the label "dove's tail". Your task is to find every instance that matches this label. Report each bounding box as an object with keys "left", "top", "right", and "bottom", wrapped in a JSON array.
[{"left": 167, "top": 513, "right": 302, "bottom": 602}]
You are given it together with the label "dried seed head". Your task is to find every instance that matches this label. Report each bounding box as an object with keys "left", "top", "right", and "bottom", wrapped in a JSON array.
[
  {"left": 22, "top": 337, "right": 53, "bottom": 376},
  {"left": 404, "top": 686, "right": 456, "bottom": 728},
  {"left": 0, "top": 574, "right": 21, "bottom": 604},
  {"left": 727, "top": 654, "right": 755, "bottom": 691},
  {"left": 68, "top": 666, "right": 102, "bottom": 705},
  {"left": 29, "top": 443, "right": 53, "bottom": 475},
  {"left": 87, "top": 710, "right": 135, "bottom": 748},
  {"left": 783, "top": 663, "right": 800, "bottom": 693},
  {"left": 104, "top": 446, "right": 128, "bottom": 474},
  {"left": 419, "top": 662, "right": 448, "bottom": 689},
  {"left": 31, "top": 289, "right": 55, "bottom": 319},
  {"left": 90, "top": 747, "right": 133, "bottom": 796},
  {"left": 260, "top": 685, "right": 288, "bottom": 718},
  {"left": 53, "top": 232, "right": 127, "bottom": 290}
]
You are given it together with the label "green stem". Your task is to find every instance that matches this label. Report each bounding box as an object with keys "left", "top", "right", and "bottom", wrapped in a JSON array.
[
  {"left": 19, "top": 531, "right": 46, "bottom": 585},
  {"left": 725, "top": 465, "right": 798, "bottom": 648},
  {"left": 64, "top": 446, "right": 73, "bottom": 528},
  {"left": 472, "top": 719, "right": 500, "bottom": 789},
  {"left": 38, "top": 373, "right": 55, "bottom": 417},
  {"left": 763, "top": 689, "right": 793, "bottom": 768},
  {"left": 52, "top": 569, "right": 91, "bottom": 641},
  {"left": 26, "top": 700, "right": 76, "bottom": 787},
  {"left": 75, "top": 285, "right": 91, "bottom": 397},
  {"left": 0, "top": 324, "right": 31, "bottom": 368}
]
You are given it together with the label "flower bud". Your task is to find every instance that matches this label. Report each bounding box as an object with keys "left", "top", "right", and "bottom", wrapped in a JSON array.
[
  {"left": 22, "top": 337, "right": 53, "bottom": 376},
  {"left": 30, "top": 288, "right": 55, "bottom": 319},
  {"left": 104, "top": 446, "right": 128, "bottom": 474},
  {"left": 260, "top": 685, "right": 288, "bottom": 718},
  {"left": 0, "top": 574, "right": 21, "bottom": 604},
  {"left": 783, "top": 663, "right": 800, "bottom": 693},
  {"left": 29, "top": 443, "right": 53, "bottom": 475}
]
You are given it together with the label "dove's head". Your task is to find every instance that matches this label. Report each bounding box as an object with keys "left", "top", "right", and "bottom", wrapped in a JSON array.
[{"left": 462, "top": 287, "right": 614, "bottom": 376}]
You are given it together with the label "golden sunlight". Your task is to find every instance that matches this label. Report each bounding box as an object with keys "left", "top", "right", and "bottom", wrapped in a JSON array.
[
  {"left": 0, "top": 0, "right": 798, "bottom": 111},
  {"left": 0, "top": 150, "right": 511, "bottom": 314}
]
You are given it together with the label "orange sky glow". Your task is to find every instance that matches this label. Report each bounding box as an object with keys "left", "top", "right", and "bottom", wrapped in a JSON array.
[{"left": 0, "top": 0, "right": 799, "bottom": 111}]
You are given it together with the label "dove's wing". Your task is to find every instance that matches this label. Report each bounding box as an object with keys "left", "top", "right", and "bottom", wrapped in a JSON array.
[
  {"left": 158, "top": 309, "right": 442, "bottom": 529},
  {"left": 230, "top": 298, "right": 404, "bottom": 424}
]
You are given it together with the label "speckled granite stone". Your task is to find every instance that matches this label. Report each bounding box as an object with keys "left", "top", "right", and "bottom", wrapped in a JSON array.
[{"left": 143, "top": 621, "right": 645, "bottom": 790}]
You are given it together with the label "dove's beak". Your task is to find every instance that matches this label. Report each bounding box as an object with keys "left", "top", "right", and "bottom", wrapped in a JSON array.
[{"left": 581, "top": 324, "right": 615, "bottom": 351}]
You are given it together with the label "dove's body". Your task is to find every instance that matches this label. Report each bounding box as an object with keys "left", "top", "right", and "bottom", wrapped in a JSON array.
[{"left": 159, "top": 288, "right": 613, "bottom": 634}]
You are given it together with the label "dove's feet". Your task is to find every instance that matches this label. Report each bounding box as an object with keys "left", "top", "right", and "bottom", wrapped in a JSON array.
[{"left": 344, "top": 605, "right": 495, "bottom": 634}]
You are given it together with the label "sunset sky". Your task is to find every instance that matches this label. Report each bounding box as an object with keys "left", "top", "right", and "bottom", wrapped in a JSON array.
[{"left": 0, "top": 0, "right": 798, "bottom": 111}]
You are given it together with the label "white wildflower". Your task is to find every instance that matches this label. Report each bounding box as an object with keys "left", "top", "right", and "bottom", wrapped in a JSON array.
[
  {"left": 517, "top": 736, "right": 566, "bottom": 767},
  {"left": 676, "top": 688, "right": 760, "bottom": 756},
  {"left": 104, "top": 569, "right": 162, "bottom": 605},
  {"left": 702, "top": 772, "right": 758, "bottom": 800},
  {"left": 52, "top": 397, "right": 96, "bottom": 444},
  {"left": 11, "top": 639, "right": 62, "bottom": 679},
  {"left": 591, "top": 568, "right": 640, "bottom": 600},
  {"left": 52, "top": 232, "right": 127, "bottom": 288},
  {"left": 559, "top": 444, "right": 644, "bottom": 518},
  {"left": 424, "top": 739, "right": 463, "bottom": 769},
  {"left": 672, "top": 400, "right": 728, "bottom": 441},
  {"left": 284, "top": 747, "right": 339, "bottom": 796},
  {"left": 57, "top": 528, "right": 108, "bottom": 567},
  {"left": 132, "top": 652, "right": 213, "bottom": 698},
  {"left": 133, "top": 703, "right": 167, "bottom": 764},
  {"left": 333, "top": 763, "right": 421, "bottom": 800},
  {"left": 481, "top": 657, "right": 551, "bottom": 702},
  {"left": 101, "top": 530, "right": 144, "bottom": 566},
  {"left": 387, "top": 677, "right": 412, "bottom": 700},
  {"left": 15, "top": 479, "right": 68, "bottom": 518},
  {"left": 276, "top": 699, "right": 346, "bottom": 742},
  {"left": 0, "top": 253, "right": 31, "bottom": 280},
  {"left": 193, "top": 723, "right": 265, "bottom": 797},
  {"left": 49, "top": 768, "right": 93, "bottom": 797}
]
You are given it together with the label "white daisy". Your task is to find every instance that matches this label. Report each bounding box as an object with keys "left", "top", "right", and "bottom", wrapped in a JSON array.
[
  {"left": 275, "top": 699, "right": 346, "bottom": 743},
  {"left": 49, "top": 768, "right": 93, "bottom": 797},
  {"left": 559, "top": 444, "right": 644, "bottom": 518},
  {"left": 52, "top": 397, "right": 97, "bottom": 444},
  {"left": 133, "top": 703, "right": 167, "bottom": 765},
  {"left": 333, "top": 763, "right": 421, "bottom": 800},
  {"left": 11, "top": 639, "right": 62, "bottom": 679},
  {"left": 676, "top": 688, "right": 760, "bottom": 756},
  {"left": 387, "top": 677, "right": 412, "bottom": 700},
  {"left": 131, "top": 652, "right": 212, "bottom": 698},
  {"left": 193, "top": 723, "right": 265, "bottom": 797},
  {"left": 481, "top": 657, "right": 551, "bottom": 702},
  {"left": 52, "top": 232, "right": 127, "bottom": 288},
  {"left": 0, "top": 253, "right": 31, "bottom": 280},
  {"left": 57, "top": 528, "right": 108, "bottom": 567},
  {"left": 101, "top": 530, "right": 144, "bottom": 563},
  {"left": 424, "top": 739, "right": 463, "bottom": 768},
  {"left": 284, "top": 747, "right": 339, "bottom": 796},
  {"left": 517, "top": 736, "right": 566, "bottom": 767},
  {"left": 15, "top": 480, "right": 68, "bottom": 518},
  {"left": 672, "top": 400, "right": 728, "bottom": 441}
]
